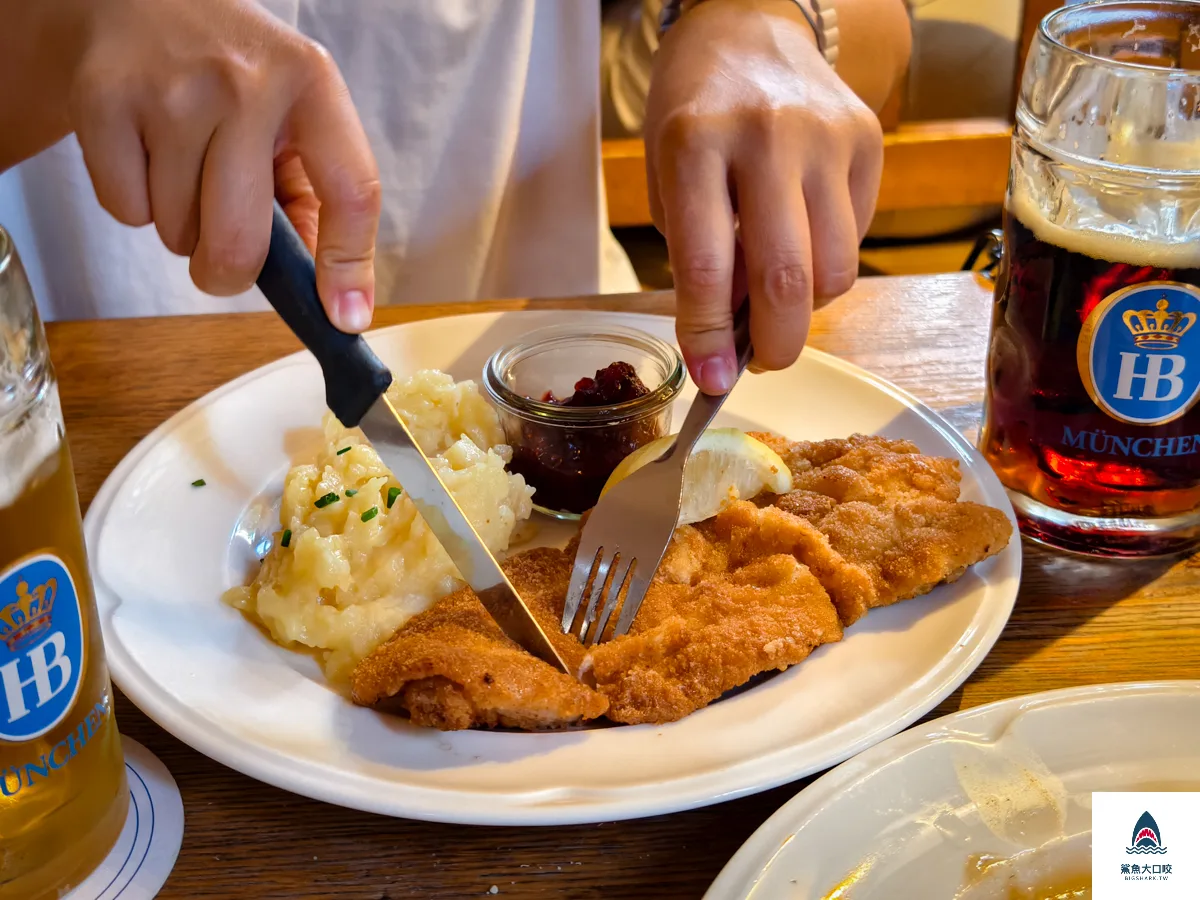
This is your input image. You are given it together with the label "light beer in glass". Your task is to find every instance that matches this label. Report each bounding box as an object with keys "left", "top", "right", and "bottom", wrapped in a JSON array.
[{"left": 0, "top": 226, "right": 128, "bottom": 898}]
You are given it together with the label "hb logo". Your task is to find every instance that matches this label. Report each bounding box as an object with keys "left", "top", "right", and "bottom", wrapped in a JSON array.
[
  {"left": 1078, "top": 282, "right": 1200, "bottom": 426},
  {"left": 0, "top": 554, "right": 85, "bottom": 741}
]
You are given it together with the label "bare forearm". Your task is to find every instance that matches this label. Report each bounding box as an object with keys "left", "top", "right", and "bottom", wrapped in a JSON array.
[
  {"left": 830, "top": 0, "right": 911, "bottom": 113},
  {"left": 0, "top": 0, "right": 90, "bottom": 172},
  {"left": 691, "top": 0, "right": 912, "bottom": 115}
]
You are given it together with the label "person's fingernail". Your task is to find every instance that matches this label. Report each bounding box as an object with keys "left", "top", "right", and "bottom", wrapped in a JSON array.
[
  {"left": 335, "top": 290, "right": 372, "bottom": 333},
  {"left": 697, "top": 355, "right": 735, "bottom": 394}
]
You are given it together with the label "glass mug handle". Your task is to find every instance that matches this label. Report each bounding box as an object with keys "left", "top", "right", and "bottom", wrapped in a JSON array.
[{"left": 962, "top": 228, "right": 1004, "bottom": 283}]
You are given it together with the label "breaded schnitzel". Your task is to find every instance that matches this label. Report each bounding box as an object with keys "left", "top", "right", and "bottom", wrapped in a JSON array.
[
  {"left": 350, "top": 431, "right": 1012, "bottom": 730},
  {"left": 752, "top": 432, "right": 1012, "bottom": 624},
  {"left": 351, "top": 506, "right": 845, "bottom": 728},
  {"left": 351, "top": 548, "right": 605, "bottom": 730},
  {"left": 588, "top": 515, "right": 843, "bottom": 724},
  {"left": 751, "top": 432, "right": 961, "bottom": 503}
]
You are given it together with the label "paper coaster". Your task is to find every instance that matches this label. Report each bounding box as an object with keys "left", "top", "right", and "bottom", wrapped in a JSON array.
[{"left": 64, "top": 736, "right": 185, "bottom": 900}]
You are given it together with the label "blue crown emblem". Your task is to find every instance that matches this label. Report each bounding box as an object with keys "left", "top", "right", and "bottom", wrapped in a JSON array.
[
  {"left": 0, "top": 578, "right": 56, "bottom": 652},
  {"left": 1077, "top": 282, "right": 1200, "bottom": 427},
  {"left": 1128, "top": 811, "right": 1168, "bottom": 854}
]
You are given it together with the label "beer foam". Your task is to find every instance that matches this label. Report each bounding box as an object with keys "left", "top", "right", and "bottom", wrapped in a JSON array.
[
  {"left": 0, "top": 380, "right": 62, "bottom": 510},
  {"left": 1011, "top": 174, "right": 1200, "bottom": 270}
]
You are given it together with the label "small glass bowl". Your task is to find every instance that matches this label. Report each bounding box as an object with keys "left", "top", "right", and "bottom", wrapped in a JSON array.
[{"left": 483, "top": 324, "right": 685, "bottom": 519}]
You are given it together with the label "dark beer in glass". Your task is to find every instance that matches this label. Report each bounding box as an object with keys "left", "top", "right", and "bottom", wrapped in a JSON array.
[{"left": 982, "top": 1, "right": 1200, "bottom": 556}]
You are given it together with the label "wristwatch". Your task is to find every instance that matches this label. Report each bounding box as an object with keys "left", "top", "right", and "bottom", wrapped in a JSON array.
[
  {"left": 809, "top": 0, "right": 840, "bottom": 68},
  {"left": 659, "top": 0, "right": 840, "bottom": 70}
]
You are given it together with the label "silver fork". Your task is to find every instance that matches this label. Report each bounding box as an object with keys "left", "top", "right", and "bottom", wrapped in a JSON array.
[{"left": 561, "top": 303, "right": 754, "bottom": 646}]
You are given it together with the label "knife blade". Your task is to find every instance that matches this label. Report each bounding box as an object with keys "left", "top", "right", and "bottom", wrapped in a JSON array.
[
  {"left": 255, "top": 202, "right": 570, "bottom": 674},
  {"left": 358, "top": 395, "right": 570, "bottom": 671}
]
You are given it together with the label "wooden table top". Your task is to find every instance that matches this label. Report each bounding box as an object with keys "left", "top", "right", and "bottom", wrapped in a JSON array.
[{"left": 47, "top": 273, "right": 1200, "bottom": 899}]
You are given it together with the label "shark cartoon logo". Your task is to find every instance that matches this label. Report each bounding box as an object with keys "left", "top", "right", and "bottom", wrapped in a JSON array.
[{"left": 1128, "top": 811, "right": 1169, "bottom": 855}]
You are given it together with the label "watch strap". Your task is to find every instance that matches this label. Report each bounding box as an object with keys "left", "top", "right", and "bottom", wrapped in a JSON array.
[{"left": 660, "top": 0, "right": 839, "bottom": 70}]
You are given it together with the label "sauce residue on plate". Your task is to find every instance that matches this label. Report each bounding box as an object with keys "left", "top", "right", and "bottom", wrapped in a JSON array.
[
  {"left": 964, "top": 852, "right": 1090, "bottom": 899},
  {"left": 951, "top": 739, "right": 1067, "bottom": 846},
  {"left": 819, "top": 859, "right": 873, "bottom": 899},
  {"left": 955, "top": 832, "right": 1092, "bottom": 900}
]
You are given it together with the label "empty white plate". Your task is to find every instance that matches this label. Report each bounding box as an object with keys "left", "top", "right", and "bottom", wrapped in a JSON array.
[{"left": 84, "top": 311, "right": 1020, "bottom": 825}]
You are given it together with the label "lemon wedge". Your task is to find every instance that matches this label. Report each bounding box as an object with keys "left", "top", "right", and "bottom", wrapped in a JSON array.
[{"left": 601, "top": 427, "right": 793, "bottom": 525}]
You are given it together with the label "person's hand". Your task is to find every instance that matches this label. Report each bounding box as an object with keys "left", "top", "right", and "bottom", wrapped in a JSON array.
[
  {"left": 644, "top": 0, "right": 883, "bottom": 393},
  {"left": 67, "top": 0, "right": 380, "bottom": 331}
]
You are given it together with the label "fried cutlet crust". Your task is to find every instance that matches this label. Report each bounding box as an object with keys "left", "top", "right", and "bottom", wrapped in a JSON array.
[
  {"left": 588, "top": 532, "right": 843, "bottom": 725},
  {"left": 753, "top": 432, "right": 1013, "bottom": 621},
  {"left": 707, "top": 500, "right": 877, "bottom": 626},
  {"left": 350, "top": 433, "right": 1012, "bottom": 730},
  {"left": 818, "top": 495, "right": 1012, "bottom": 609},
  {"left": 350, "top": 506, "right": 847, "bottom": 729},
  {"left": 351, "top": 508, "right": 846, "bottom": 728},
  {"left": 350, "top": 548, "right": 607, "bottom": 730},
  {"left": 750, "top": 432, "right": 923, "bottom": 476}
]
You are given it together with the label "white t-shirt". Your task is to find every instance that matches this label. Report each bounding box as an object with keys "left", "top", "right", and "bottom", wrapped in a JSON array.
[{"left": 0, "top": 0, "right": 640, "bottom": 321}]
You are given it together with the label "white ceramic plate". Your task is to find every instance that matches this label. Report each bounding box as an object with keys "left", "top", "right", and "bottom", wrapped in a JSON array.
[
  {"left": 85, "top": 311, "right": 1020, "bottom": 825},
  {"left": 705, "top": 681, "right": 1200, "bottom": 899}
]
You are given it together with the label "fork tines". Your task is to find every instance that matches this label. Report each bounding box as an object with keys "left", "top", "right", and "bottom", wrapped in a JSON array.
[
  {"left": 562, "top": 545, "right": 634, "bottom": 646},
  {"left": 560, "top": 302, "right": 752, "bottom": 651},
  {"left": 562, "top": 518, "right": 663, "bottom": 648}
]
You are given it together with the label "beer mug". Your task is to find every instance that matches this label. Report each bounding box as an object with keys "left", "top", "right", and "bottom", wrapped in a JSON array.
[
  {"left": 0, "top": 227, "right": 128, "bottom": 898},
  {"left": 982, "top": 0, "right": 1200, "bottom": 556}
]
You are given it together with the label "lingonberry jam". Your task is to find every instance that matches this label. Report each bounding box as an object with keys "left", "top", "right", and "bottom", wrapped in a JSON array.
[
  {"left": 509, "top": 362, "right": 657, "bottom": 513},
  {"left": 542, "top": 361, "right": 651, "bottom": 407},
  {"left": 483, "top": 326, "right": 684, "bottom": 518}
]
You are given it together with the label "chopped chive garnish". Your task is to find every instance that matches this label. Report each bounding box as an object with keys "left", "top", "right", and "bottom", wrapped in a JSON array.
[
  {"left": 345, "top": 489, "right": 358, "bottom": 497},
  {"left": 386, "top": 487, "right": 402, "bottom": 509},
  {"left": 361, "top": 507, "right": 379, "bottom": 523},
  {"left": 336, "top": 446, "right": 351, "bottom": 456},
  {"left": 191, "top": 478, "right": 206, "bottom": 487},
  {"left": 280, "top": 529, "right": 292, "bottom": 548},
  {"left": 314, "top": 492, "right": 340, "bottom": 509}
]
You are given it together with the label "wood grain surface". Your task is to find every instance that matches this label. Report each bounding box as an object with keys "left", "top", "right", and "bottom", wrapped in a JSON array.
[{"left": 45, "top": 273, "right": 1200, "bottom": 899}]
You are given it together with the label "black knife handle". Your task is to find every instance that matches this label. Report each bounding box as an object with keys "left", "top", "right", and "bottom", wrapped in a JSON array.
[{"left": 256, "top": 202, "right": 392, "bottom": 427}]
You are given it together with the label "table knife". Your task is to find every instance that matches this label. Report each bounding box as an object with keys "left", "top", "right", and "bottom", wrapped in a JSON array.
[{"left": 255, "top": 203, "right": 570, "bottom": 675}]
